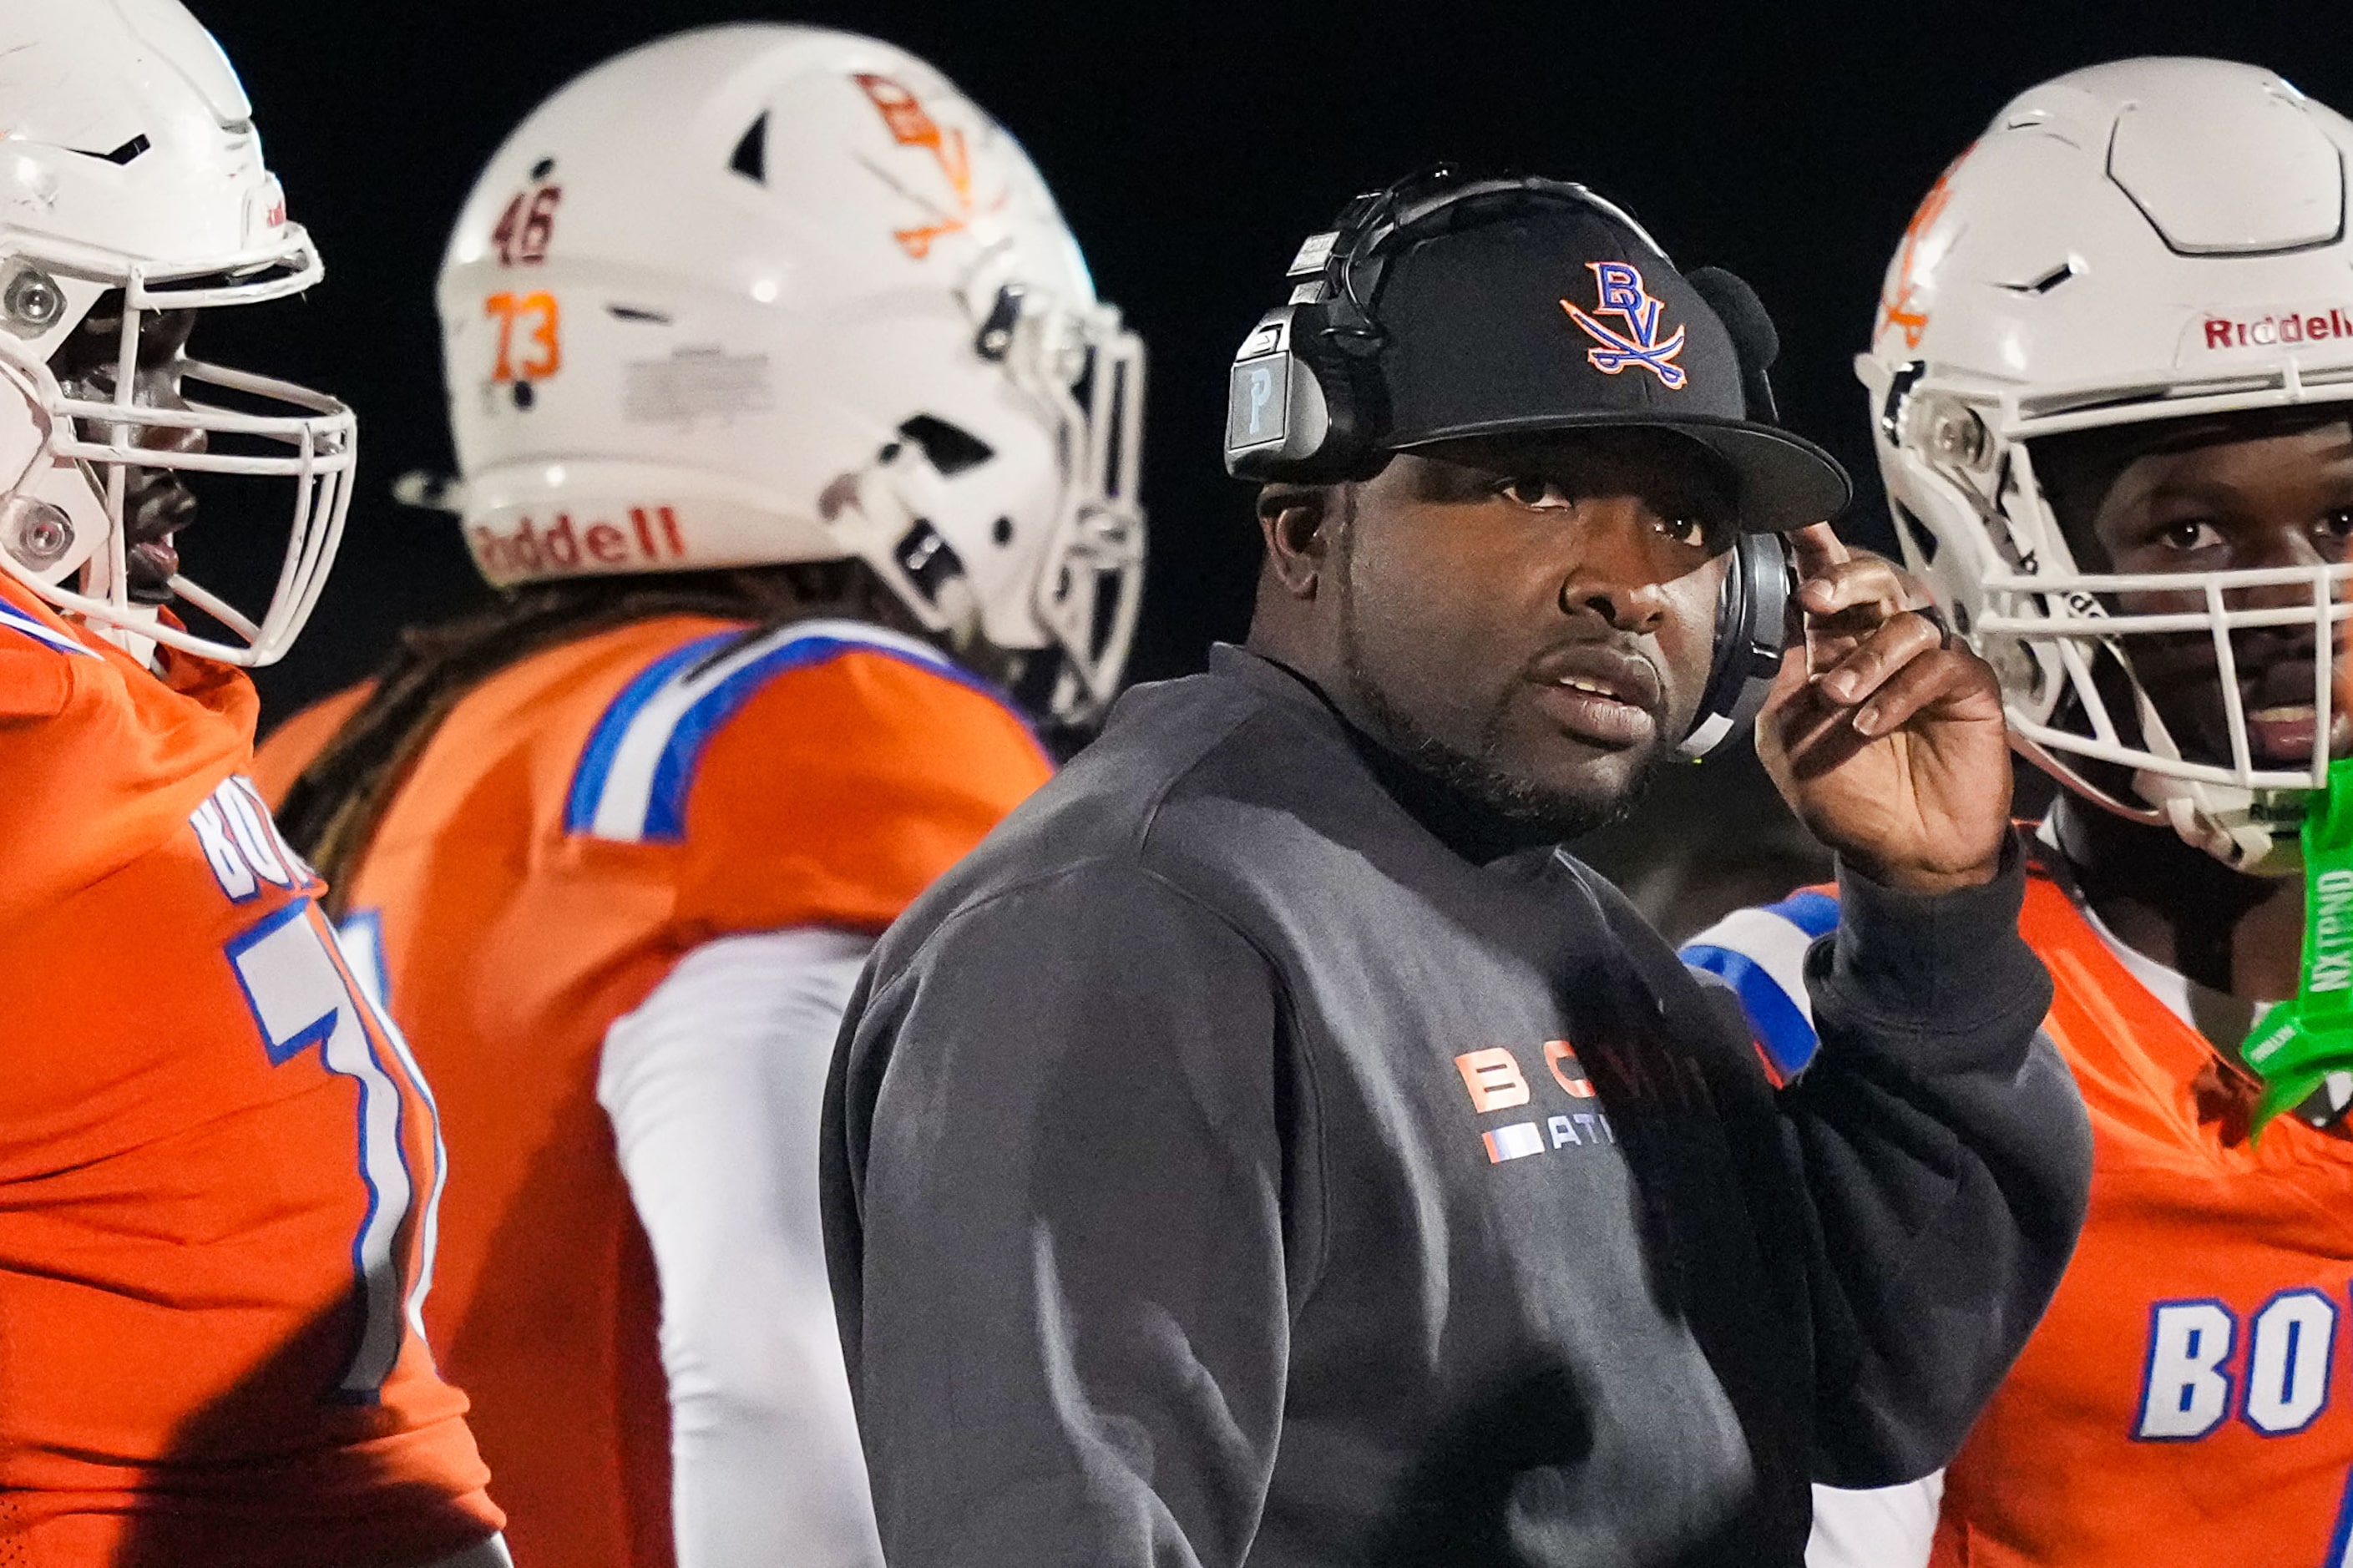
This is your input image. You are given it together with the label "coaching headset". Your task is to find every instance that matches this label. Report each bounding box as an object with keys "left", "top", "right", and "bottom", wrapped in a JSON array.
[{"left": 1222, "top": 169, "right": 1852, "bottom": 759}]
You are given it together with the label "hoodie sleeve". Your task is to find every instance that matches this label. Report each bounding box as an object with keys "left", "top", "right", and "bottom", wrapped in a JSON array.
[
  {"left": 1758, "top": 836, "right": 2090, "bottom": 1486},
  {"left": 822, "top": 860, "right": 1293, "bottom": 1568}
]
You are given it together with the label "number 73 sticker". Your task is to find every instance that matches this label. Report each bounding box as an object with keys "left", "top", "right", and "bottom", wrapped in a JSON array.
[{"left": 486, "top": 291, "right": 560, "bottom": 383}]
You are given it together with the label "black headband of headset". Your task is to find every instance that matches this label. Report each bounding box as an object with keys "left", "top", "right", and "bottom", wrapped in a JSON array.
[
  {"left": 1221, "top": 167, "right": 1694, "bottom": 484},
  {"left": 1314, "top": 168, "right": 1674, "bottom": 357}
]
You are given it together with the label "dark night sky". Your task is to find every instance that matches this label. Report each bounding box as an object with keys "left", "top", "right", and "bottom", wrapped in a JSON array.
[
  {"left": 189, "top": 0, "right": 2353, "bottom": 729},
  {"left": 144, "top": 0, "right": 2350, "bottom": 934},
  {"left": 168, "top": 0, "right": 2353, "bottom": 929}
]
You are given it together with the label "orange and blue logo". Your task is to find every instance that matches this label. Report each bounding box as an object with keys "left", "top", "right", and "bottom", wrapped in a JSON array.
[
  {"left": 853, "top": 73, "right": 1007, "bottom": 260},
  {"left": 1562, "top": 261, "right": 1688, "bottom": 389},
  {"left": 1454, "top": 1041, "right": 1617, "bottom": 1165},
  {"left": 1878, "top": 148, "right": 1971, "bottom": 352}
]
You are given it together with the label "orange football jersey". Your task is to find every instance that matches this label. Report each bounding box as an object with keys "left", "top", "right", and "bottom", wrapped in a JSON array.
[
  {"left": 1927, "top": 866, "right": 2353, "bottom": 1567},
  {"left": 1685, "top": 859, "right": 2353, "bottom": 1566},
  {"left": 0, "top": 579, "right": 498, "bottom": 1566},
  {"left": 254, "top": 613, "right": 1055, "bottom": 1568}
]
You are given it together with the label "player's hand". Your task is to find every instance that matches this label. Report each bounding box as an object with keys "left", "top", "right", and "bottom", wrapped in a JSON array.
[{"left": 1754, "top": 524, "right": 2011, "bottom": 896}]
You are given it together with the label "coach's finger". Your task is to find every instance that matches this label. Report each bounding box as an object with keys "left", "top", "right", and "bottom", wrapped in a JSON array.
[
  {"left": 1850, "top": 647, "right": 1986, "bottom": 737},
  {"left": 1799, "top": 553, "right": 1914, "bottom": 620},
  {"left": 1785, "top": 521, "right": 1850, "bottom": 581},
  {"left": 1814, "top": 609, "right": 1946, "bottom": 706}
]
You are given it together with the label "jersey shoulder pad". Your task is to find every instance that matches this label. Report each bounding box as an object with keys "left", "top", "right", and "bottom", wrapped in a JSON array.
[
  {"left": 0, "top": 600, "right": 261, "bottom": 926},
  {"left": 559, "top": 618, "right": 1040, "bottom": 845},
  {"left": 559, "top": 619, "right": 1050, "bottom": 929},
  {"left": 0, "top": 592, "right": 102, "bottom": 660},
  {"left": 1679, "top": 887, "right": 1840, "bottom": 1083},
  {"left": 0, "top": 591, "right": 98, "bottom": 721}
]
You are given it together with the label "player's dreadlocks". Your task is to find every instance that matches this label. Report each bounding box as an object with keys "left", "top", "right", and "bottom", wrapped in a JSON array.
[{"left": 275, "top": 561, "right": 925, "bottom": 916}]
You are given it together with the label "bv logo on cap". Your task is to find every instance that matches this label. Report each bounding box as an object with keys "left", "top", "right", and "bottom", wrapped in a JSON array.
[{"left": 1561, "top": 261, "right": 1687, "bottom": 389}]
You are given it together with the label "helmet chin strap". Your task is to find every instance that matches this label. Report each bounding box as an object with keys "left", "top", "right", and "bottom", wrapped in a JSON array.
[
  {"left": 2133, "top": 771, "right": 2307, "bottom": 877},
  {"left": 2124, "top": 669, "right": 2306, "bottom": 875}
]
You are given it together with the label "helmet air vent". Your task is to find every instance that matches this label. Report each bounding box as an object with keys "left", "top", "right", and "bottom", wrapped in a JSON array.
[
  {"left": 896, "top": 414, "right": 994, "bottom": 476},
  {"left": 2001, "top": 260, "right": 2077, "bottom": 296},
  {"left": 68, "top": 135, "right": 150, "bottom": 165},
  {"left": 731, "top": 114, "right": 769, "bottom": 185},
  {"left": 893, "top": 518, "right": 968, "bottom": 605}
]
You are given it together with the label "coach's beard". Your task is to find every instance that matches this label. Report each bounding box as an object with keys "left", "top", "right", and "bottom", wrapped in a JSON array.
[
  {"left": 1345, "top": 660, "right": 1663, "bottom": 855},
  {"left": 1337, "top": 623, "right": 1662, "bottom": 862}
]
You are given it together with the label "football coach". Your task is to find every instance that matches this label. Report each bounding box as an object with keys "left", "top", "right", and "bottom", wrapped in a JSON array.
[{"left": 820, "top": 169, "right": 2092, "bottom": 1566}]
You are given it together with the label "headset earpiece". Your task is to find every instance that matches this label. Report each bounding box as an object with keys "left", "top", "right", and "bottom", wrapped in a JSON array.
[
  {"left": 1680, "top": 529, "right": 1794, "bottom": 760},
  {"left": 1224, "top": 301, "right": 1389, "bottom": 483},
  {"left": 1676, "top": 263, "right": 1799, "bottom": 759},
  {"left": 1225, "top": 309, "right": 1321, "bottom": 478}
]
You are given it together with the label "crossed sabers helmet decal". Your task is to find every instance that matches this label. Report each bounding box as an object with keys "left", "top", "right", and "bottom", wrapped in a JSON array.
[
  {"left": 1561, "top": 261, "right": 1687, "bottom": 389},
  {"left": 1878, "top": 148, "right": 1969, "bottom": 352},
  {"left": 853, "top": 73, "right": 1006, "bottom": 260}
]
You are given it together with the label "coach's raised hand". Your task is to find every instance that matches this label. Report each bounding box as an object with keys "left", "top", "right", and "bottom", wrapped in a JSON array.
[{"left": 1756, "top": 522, "right": 2011, "bottom": 895}]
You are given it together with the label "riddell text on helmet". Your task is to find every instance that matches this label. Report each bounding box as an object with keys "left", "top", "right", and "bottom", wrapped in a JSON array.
[
  {"left": 472, "top": 507, "right": 685, "bottom": 577},
  {"left": 2203, "top": 307, "right": 2353, "bottom": 351}
]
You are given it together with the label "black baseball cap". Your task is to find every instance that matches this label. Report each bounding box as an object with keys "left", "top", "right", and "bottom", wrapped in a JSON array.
[{"left": 1371, "top": 198, "right": 1851, "bottom": 532}]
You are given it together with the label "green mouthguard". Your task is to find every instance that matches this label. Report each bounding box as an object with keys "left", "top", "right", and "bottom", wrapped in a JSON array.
[{"left": 2245, "top": 756, "right": 2353, "bottom": 1136}]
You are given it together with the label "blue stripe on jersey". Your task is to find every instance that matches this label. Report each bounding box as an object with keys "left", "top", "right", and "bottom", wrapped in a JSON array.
[
  {"left": 638, "top": 634, "right": 1042, "bottom": 840},
  {"left": 562, "top": 632, "right": 736, "bottom": 836},
  {"left": 1682, "top": 941, "right": 1822, "bottom": 1079},
  {"left": 0, "top": 598, "right": 98, "bottom": 657},
  {"left": 565, "top": 621, "right": 1042, "bottom": 846},
  {"left": 639, "top": 635, "right": 894, "bottom": 840},
  {"left": 1768, "top": 888, "right": 1840, "bottom": 939}
]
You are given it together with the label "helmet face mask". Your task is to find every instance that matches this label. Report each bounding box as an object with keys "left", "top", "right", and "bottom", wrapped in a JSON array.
[
  {"left": 831, "top": 283, "right": 1145, "bottom": 720},
  {"left": 1862, "top": 58, "right": 2353, "bottom": 872},
  {"left": 1007, "top": 290, "right": 1145, "bottom": 720},
  {"left": 0, "top": 1, "right": 355, "bottom": 667},
  {"left": 438, "top": 25, "right": 1146, "bottom": 726}
]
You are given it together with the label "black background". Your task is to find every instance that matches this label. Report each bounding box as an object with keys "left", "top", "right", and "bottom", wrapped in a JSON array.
[
  {"left": 175, "top": 0, "right": 2350, "bottom": 927},
  {"left": 192, "top": 0, "right": 2353, "bottom": 725}
]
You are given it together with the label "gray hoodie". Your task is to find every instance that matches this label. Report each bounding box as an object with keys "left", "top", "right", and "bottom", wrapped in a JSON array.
[{"left": 822, "top": 645, "right": 2090, "bottom": 1568}]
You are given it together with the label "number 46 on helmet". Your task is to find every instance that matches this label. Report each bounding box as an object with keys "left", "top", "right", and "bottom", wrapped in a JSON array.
[{"left": 431, "top": 24, "right": 1146, "bottom": 725}]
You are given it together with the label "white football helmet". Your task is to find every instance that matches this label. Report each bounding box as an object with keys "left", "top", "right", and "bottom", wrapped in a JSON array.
[
  {"left": 0, "top": 0, "right": 354, "bottom": 665},
  {"left": 436, "top": 24, "right": 1144, "bottom": 723},
  {"left": 1863, "top": 58, "right": 2353, "bottom": 873}
]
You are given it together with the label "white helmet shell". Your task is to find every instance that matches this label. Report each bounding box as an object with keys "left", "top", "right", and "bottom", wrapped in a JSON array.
[
  {"left": 438, "top": 24, "right": 1145, "bottom": 723},
  {"left": 1859, "top": 58, "right": 2353, "bottom": 873},
  {"left": 0, "top": 0, "right": 355, "bottom": 666}
]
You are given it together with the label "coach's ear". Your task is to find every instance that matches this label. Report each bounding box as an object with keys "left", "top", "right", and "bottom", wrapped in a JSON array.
[{"left": 1257, "top": 483, "right": 1338, "bottom": 601}]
